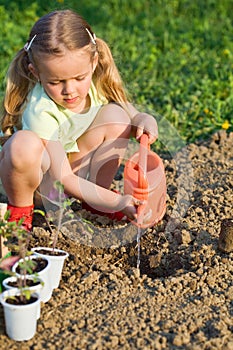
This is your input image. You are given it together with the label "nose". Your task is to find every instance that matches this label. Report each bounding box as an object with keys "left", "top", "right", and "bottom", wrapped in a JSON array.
[{"left": 62, "top": 80, "right": 75, "bottom": 95}]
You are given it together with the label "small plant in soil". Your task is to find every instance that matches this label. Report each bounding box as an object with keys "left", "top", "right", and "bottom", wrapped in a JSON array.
[
  {"left": 36, "top": 180, "right": 95, "bottom": 252},
  {"left": 35, "top": 181, "right": 74, "bottom": 255},
  {"left": 0, "top": 212, "right": 38, "bottom": 303}
]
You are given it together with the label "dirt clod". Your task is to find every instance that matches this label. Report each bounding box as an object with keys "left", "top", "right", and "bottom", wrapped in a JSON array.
[{"left": 218, "top": 218, "right": 233, "bottom": 252}]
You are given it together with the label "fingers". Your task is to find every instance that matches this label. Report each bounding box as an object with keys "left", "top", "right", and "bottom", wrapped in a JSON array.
[
  {"left": 148, "top": 132, "right": 158, "bottom": 144},
  {"left": 133, "top": 198, "right": 145, "bottom": 207},
  {"left": 136, "top": 125, "right": 158, "bottom": 144},
  {"left": 0, "top": 256, "right": 19, "bottom": 271},
  {"left": 120, "top": 195, "right": 149, "bottom": 222},
  {"left": 136, "top": 126, "right": 144, "bottom": 141}
]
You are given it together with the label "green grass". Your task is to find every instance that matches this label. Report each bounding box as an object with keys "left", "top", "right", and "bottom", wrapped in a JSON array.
[{"left": 0, "top": 0, "right": 232, "bottom": 151}]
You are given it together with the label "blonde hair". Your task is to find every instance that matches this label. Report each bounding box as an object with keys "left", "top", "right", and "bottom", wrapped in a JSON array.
[{"left": 1, "top": 9, "right": 129, "bottom": 140}]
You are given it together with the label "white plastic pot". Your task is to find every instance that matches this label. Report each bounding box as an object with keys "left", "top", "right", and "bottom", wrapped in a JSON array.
[
  {"left": 0, "top": 288, "right": 40, "bottom": 341},
  {"left": 32, "top": 247, "right": 69, "bottom": 289},
  {"left": 2, "top": 275, "right": 43, "bottom": 319},
  {"left": 12, "top": 255, "right": 53, "bottom": 303}
]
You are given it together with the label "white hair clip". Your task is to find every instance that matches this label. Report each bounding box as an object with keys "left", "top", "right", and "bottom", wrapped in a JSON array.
[
  {"left": 85, "top": 28, "right": 96, "bottom": 45},
  {"left": 24, "top": 34, "right": 37, "bottom": 52}
]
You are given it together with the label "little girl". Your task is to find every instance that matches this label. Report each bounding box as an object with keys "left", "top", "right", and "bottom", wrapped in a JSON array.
[{"left": 0, "top": 9, "right": 158, "bottom": 230}]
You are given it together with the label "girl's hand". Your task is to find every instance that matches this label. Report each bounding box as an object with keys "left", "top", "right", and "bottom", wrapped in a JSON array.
[
  {"left": 0, "top": 255, "right": 19, "bottom": 271},
  {"left": 118, "top": 194, "right": 143, "bottom": 220},
  {"left": 132, "top": 112, "right": 158, "bottom": 144},
  {"left": 119, "top": 194, "right": 152, "bottom": 225}
]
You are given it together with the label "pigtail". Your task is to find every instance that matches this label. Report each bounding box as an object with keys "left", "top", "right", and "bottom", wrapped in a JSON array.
[
  {"left": 1, "top": 49, "right": 36, "bottom": 138},
  {"left": 93, "top": 38, "right": 129, "bottom": 105}
]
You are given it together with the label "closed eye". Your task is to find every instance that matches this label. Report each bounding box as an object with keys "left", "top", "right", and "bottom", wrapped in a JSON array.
[
  {"left": 49, "top": 81, "right": 60, "bottom": 85},
  {"left": 76, "top": 75, "right": 86, "bottom": 81}
]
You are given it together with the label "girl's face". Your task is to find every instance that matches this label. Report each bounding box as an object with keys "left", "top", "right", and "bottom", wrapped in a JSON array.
[{"left": 30, "top": 49, "right": 98, "bottom": 113}]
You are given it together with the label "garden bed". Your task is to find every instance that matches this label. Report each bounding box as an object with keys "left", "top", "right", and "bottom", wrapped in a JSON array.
[{"left": 0, "top": 130, "right": 232, "bottom": 349}]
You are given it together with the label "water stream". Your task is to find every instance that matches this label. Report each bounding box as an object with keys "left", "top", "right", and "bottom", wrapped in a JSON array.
[{"left": 136, "top": 227, "right": 142, "bottom": 270}]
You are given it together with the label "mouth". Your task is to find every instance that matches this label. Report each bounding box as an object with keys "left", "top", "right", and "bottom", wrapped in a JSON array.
[{"left": 64, "top": 97, "right": 78, "bottom": 104}]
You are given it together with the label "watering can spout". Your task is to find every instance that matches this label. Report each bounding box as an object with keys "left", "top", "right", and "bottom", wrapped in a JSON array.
[
  {"left": 135, "top": 134, "right": 149, "bottom": 226},
  {"left": 138, "top": 134, "right": 149, "bottom": 191},
  {"left": 124, "top": 134, "right": 167, "bottom": 228}
]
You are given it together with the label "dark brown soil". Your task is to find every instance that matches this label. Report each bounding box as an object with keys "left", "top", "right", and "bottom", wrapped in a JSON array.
[
  {"left": 33, "top": 248, "right": 67, "bottom": 256},
  {"left": 5, "top": 295, "right": 38, "bottom": 306},
  {"left": 7, "top": 279, "right": 41, "bottom": 288},
  {"left": 0, "top": 130, "right": 233, "bottom": 349},
  {"left": 15, "top": 258, "right": 48, "bottom": 274}
]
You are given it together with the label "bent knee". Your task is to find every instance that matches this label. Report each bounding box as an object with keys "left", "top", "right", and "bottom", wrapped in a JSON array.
[
  {"left": 5, "top": 131, "right": 45, "bottom": 168},
  {"left": 98, "top": 103, "right": 131, "bottom": 125},
  {"left": 98, "top": 103, "right": 131, "bottom": 137}
]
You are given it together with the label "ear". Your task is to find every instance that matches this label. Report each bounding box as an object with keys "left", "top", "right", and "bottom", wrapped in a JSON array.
[
  {"left": 92, "top": 52, "right": 98, "bottom": 72},
  {"left": 28, "top": 63, "right": 39, "bottom": 79}
]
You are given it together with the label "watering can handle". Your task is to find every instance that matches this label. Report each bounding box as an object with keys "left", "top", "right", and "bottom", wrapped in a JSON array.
[{"left": 138, "top": 134, "right": 149, "bottom": 189}]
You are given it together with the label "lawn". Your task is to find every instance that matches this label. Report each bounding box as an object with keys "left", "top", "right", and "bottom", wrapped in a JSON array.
[{"left": 0, "top": 0, "right": 232, "bottom": 152}]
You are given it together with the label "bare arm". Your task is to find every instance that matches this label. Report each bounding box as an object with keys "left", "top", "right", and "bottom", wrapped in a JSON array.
[{"left": 42, "top": 139, "right": 137, "bottom": 219}]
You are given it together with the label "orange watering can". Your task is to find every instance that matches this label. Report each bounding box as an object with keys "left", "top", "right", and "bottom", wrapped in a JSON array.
[{"left": 124, "top": 134, "right": 166, "bottom": 228}]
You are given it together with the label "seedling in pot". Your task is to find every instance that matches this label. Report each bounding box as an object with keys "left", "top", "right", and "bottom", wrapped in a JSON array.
[
  {"left": 0, "top": 211, "right": 38, "bottom": 303},
  {"left": 33, "top": 181, "right": 72, "bottom": 289},
  {"left": 0, "top": 216, "right": 41, "bottom": 342}
]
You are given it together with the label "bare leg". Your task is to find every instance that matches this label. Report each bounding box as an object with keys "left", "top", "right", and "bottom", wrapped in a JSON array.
[
  {"left": 0, "top": 130, "right": 50, "bottom": 206},
  {"left": 88, "top": 136, "right": 129, "bottom": 188},
  {"left": 69, "top": 103, "right": 131, "bottom": 189}
]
